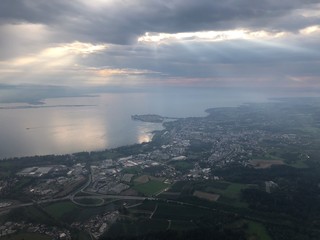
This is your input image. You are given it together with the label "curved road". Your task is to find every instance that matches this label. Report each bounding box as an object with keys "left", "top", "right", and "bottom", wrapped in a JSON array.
[{"left": 0, "top": 171, "right": 154, "bottom": 212}]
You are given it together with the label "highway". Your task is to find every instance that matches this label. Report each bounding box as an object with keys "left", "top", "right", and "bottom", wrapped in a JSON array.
[{"left": 0, "top": 171, "right": 154, "bottom": 212}]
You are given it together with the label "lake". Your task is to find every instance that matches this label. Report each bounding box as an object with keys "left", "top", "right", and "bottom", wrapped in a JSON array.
[{"left": 0, "top": 90, "right": 268, "bottom": 159}]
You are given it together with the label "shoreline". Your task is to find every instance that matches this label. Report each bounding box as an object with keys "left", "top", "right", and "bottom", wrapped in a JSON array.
[{"left": 1, "top": 97, "right": 310, "bottom": 161}]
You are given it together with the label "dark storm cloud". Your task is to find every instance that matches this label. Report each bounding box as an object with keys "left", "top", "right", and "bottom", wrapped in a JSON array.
[
  {"left": 1, "top": 0, "right": 319, "bottom": 44},
  {"left": 1, "top": 0, "right": 319, "bottom": 90},
  {"left": 0, "top": 0, "right": 79, "bottom": 24}
]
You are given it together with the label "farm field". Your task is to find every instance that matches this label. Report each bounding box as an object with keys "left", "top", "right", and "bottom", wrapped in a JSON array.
[
  {"left": 193, "top": 190, "right": 220, "bottom": 201},
  {"left": 153, "top": 202, "right": 210, "bottom": 221},
  {"left": 133, "top": 180, "right": 170, "bottom": 196},
  {"left": 249, "top": 159, "right": 285, "bottom": 169},
  {"left": 246, "top": 221, "right": 272, "bottom": 240},
  {"left": 44, "top": 201, "right": 78, "bottom": 219},
  {"left": 169, "top": 180, "right": 252, "bottom": 208},
  {"left": 107, "top": 218, "right": 169, "bottom": 238}
]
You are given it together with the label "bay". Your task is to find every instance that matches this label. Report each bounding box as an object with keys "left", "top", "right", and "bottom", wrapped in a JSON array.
[{"left": 0, "top": 90, "right": 268, "bottom": 159}]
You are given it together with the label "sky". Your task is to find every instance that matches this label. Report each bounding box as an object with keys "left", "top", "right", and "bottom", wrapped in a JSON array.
[{"left": 0, "top": 0, "right": 320, "bottom": 93}]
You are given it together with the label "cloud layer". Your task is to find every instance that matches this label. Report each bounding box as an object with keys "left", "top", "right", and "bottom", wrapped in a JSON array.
[{"left": 0, "top": 0, "right": 320, "bottom": 89}]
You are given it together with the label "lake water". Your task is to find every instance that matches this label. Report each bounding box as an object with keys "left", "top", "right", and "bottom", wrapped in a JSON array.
[{"left": 0, "top": 90, "right": 269, "bottom": 159}]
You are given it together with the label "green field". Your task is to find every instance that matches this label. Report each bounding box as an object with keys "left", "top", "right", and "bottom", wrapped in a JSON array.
[
  {"left": 169, "top": 180, "right": 229, "bottom": 194},
  {"left": 133, "top": 180, "right": 170, "bottom": 196},
  {"left": 170, "top": 180, "right": 251, "bottom": 208},
  {"left": 153, "top": 202, "right": 210, "bottom": 221},
  {"left": 6, "top": 206, "right": 55, "bottom": 225},
  {"left": 107, "top": 218, "right": 169, "bottom": 238},
  {"left": 129, "top": 201, "right": 214, "bottom": 223},
  {"left": 25, "top": 206, "right": 52, "bottom": 223},
  {"left": 246, "top": 221, "right": 272, "bottom": 240},
  {"left": 169, "top": 181, "right": 189, "bottom": 192},
  {"left": 264, "top": 150, "right": 311, "bottom": 169},
  {"left": 73, "top": 201, "right": 124, "bottom": 222},
  {"left": 212, "top": 182, "right": 252, "bottom": 208},
  {"left": 0, "top": 232, "right": 51, "bottom": 240},
  {"left": 44, "top": 201, "right": 78, "bottom": 219},
  {"left": 43, "top": 200, "right": 120, "bottom": 223},
  {"left": 169, "top": 220, "right": 197, "bottom": 230},
  {"left": 288, "top": 160, "right": 309, "bottom": 168},
  {"left": 219, "top": 182, "right": 249, "bottom": 198}
]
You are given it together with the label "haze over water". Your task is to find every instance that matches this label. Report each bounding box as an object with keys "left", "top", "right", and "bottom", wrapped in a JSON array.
[{"left": 0, "top": 90, "right": 268, "bottom": 159}]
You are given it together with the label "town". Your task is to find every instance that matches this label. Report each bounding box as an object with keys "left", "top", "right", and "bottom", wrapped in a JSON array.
[{"left": 0, "top": 99, "right": 319, "bottom": 240}]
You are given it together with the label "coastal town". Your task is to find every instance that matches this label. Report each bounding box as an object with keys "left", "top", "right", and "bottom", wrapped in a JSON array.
[{"left": 0, "top": 100, "right": 319, "bottom": 240}]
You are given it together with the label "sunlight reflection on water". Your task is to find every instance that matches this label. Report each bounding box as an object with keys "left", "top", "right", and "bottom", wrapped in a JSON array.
[{"left": 0, "top": 90, "right": 268, "bottom": 159}]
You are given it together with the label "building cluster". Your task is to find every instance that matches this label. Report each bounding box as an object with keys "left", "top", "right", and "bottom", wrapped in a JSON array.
[
  {"left": 0, "top": 106, "right": 312, "bottom": 240},
  {"left": 71, "top": 211, "right": 119, "bottom": 239},
  {"left": 18, "top": 164, "right": 88, "bottom": 199},
  {"left": 0, "top": 221, "right": 71, "bottom": 239},
  {"left": 88, "top": 159, "right": 127, "bottom": 195},
  {"left": 2, "top": 110, "right": 307, "bottom": 202},
  {"left": 26, "top": 175, "right": 86, "bottom": 199},
  {"left": 87, "top": 156, "right": 170, "bottom": 195}
]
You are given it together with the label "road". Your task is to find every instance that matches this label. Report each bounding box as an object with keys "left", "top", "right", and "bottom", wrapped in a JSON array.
[
  {"left": 0, "top": 170, "right": 183, "bottom": 212},
  {"left": 0, "top": 170, "right": 154, "bottom": 212},
  {"left": 0, "top": 169, "right": 200, "bottom": 213}
]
